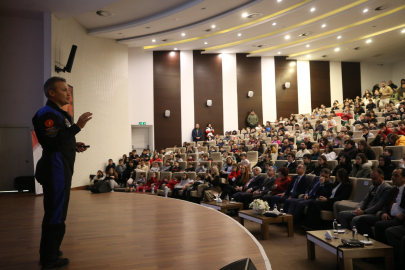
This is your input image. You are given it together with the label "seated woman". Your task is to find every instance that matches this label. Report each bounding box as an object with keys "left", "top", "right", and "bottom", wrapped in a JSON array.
[
  {"left": 369, "top": 134, "right": 385, "bottom": 147},
  {"left": 319, "top": 136, "right": 328, "bottom": 150},
  {"left": 311, "top": 144, "right": 321, "bottom": 160},
  {"left": 186, "top": 146, "right": 195, "bottom": 153},
  {"left": 332, "top": 153, "right": 352, "bottom": 176},
  {"left": 149, "top": 162, "right": 161, "bottom": 173},
  {"left": 90, "top": 170, "right": 105, "bottom": 186},
  {"left": 262, "top": 167, "right": 291, "bottom": 201},
  {"left": 353, "top": 103, "right": 365, "bottom": 118},
  {"left": 378, "top": 155, "right": 396, "bottom": 180},
  {"left": 149, "top": 154, "right": 163, "bottom": 165},
  {"left": 302, "top": 168, "right": 352, "bottom": 230},
  {"left": 272, "top": 135, "right": 281, "bottom": 146},
  {"left": 220, "top": 157, "right": 234, "bottom": 178},
  {"left": 105, "top": 167, "right": 119, "bottom": 192},
  {"left": 138, "top": 172, "right": 158, "bottom": 192},
  {"left": 322, "top": 144, "right": 337, "bottom": 161},
  {"left": 220, "top": 165, "right": 248, "bottom": 199},
  {"left": 164, "top": 176, "right": 181, "bottom": 197},
  {"left": 182, "top": 174, "right": 205, "bottom": 201},
  {"left": 252, "top": 140, "right": 265, "bottom": 155},
  {"left": 313, "top": 156, "right": 331, "bottom": 176},
  {"left": 356, "top": 140, "right": 376, "bottom": 160},
  {"left": 171, "top": 173, "right": 194, "bottom": 198},
  {"left": 205, "top": 167, "right": 221, "bottom": 194},
  {"left": 350, "top": 153, "right": 373, "bottom": 178}
]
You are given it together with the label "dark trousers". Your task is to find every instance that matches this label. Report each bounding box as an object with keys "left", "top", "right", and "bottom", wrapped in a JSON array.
[
  {"left": 375, "top": 219, "right": 404, "bottom": 244},
  {"left": 171, "top": 187, "right": 182, "bottom": 198},
  {"left": 304, "top": 200, "right": 333, "bottom": 229},
  {"left": 356, "top": 214, "right": 381, "bottom": 236},
  {"left": 285, "top": 198, "right": 314, "bottom": 222},
  {"left": 232, "top": 191, "right": 246, "bottom": 202},
  {"left": 385, "top": 225, "right": 405, "bottom": 270},
  {"left": 182, "top": 187, "right": 196, "bottom": 201},
  {"left": 269, "top": 195, "right": 288, "bottom": 210},
  {"left": 40, "top": 176, "right": 71, "bottom": 263},
  {"left": 220, "top": 185, "right": 237, "bottom": 199}
]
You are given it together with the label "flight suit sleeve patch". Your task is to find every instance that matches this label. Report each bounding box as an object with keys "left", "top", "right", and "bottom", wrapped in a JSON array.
[{"left": 45, "top": 119, "right": 54, "bottom": 127}]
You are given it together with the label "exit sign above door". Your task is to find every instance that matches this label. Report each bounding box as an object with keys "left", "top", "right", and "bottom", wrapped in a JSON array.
[{"left": 139, "top": 122, "right": 146, "bottom": 125}]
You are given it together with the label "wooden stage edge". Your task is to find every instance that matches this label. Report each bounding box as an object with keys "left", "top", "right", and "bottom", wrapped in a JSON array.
[{"left": 0, "top": 190, "right": 271, "bottom": 270}]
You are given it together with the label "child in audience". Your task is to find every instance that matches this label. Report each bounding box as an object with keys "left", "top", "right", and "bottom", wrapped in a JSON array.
[
  {"left": 218, "top": 146, "right": 225, "bottom": 153},
  {"left": 105, "top": 159, "right": 115, "bottom": 173},
  {"left": 383, "top": 148, "right": 395, "bottom": 160},
  {"left": 175, "top": 154, "right": 183, "bottom": 162},
  {"left": 161, "top": 161, "right": 172, "bottom": 172},
  {"left": 171, "top": 173, "right": 194, "bottom": 198},
  {"left": 240, "top": 153, "right": 250, "bottom": 171},
  {"left": 186, "top": 155, "right": 194, "bottom": 162},
  {"left": 196, "top": 146, "right": 204, "bottom": 154},
  {"left": 326, "top": 130, "right": 334, "bottom": 141},
  {"left": 171, "top": 161, "right": 181, "bottom": 173},
  {"left": 209, "top": 146, "right": 217, "bottom": 154},
  {"left": 157, "top": 176, "right": 170, "bottom": 190},
  {"left": 230, "top": 144, "right": 239, "bottom": 153},
  {"left": 138, "top": 172, "right": 158, "bottom": 192},
  {"left": 185, "top": 162, "right": 195, "bottom": 172},
  {"left": 182, "top": 175, "right": 205, "bottom": 201},
  {"left": 302, "top": 154, "right": 315, "bottom": 174},
  {"left": 90, "top": 170, "right": 106, "bottom": 186},
  {"left": 135, "top": 172, "right": 146, "bottom": 185},
  {"left": 105, "top": 167, "right": 119, "bottom": 192},
  {"left": 164, "top": 176, "right": 181, "bottom": 197},
  {"left": 369, "top": 122, "right": 378, "bottom": 130},
  {"left": 195, "top": 163, "right": 207, "bottom": 174},
  {"left": 186, "top": 146, "right": 195, "bottom": 153},
  {"left": 136, "top": 160, "right": 148, "bottom": 172},
  {"left": 272, "top": 135, "right": 281, "bottom": 146},
  {"left": 115, "top": 159, "right": 127, "bottom": 187},
  {"left": 216, "top": 139, "right": 225, "bottom": 147},
  {"left": 149, "top": 154, "right": 162, "bottom": 165},
  {"left": 333, "top": 136, "right": 343, "bottom": 148},
  {"left": 149, "top": 162, "right": 161, "bottom": 173}
]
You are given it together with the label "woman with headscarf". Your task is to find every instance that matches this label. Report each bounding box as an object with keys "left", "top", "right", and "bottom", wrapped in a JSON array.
[{"left": 378, "top": 155, "right": 396, "bottom": 180}]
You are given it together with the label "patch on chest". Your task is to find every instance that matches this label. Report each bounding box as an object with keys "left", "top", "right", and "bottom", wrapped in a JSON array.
[{"left": 65, "top": 118, "right": 71, "bottom": 127}]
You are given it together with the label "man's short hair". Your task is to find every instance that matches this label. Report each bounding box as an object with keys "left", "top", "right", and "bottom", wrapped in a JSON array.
[
  {"left": 398, "top": 121, "right": 405, "bottom": 126},
  {"left": 362, "top": 126, "right": 369, "bottom": 131},
  {"left": 303, "top": 154, "right": 312, "bottom": 160},
  {"left": 379, "top": 122, "right": 386, "bottom": 128},
  {"left": 345, "top": 139, "right": 355, "bottom": 146},
  {"left": 254, "top": 167, "right": 262, "bottom": 173},
  {"left": 44, "top": 77, "right": 67, "bottom": 98},
  {"left": 384, "top": 148, "right": 393, "bottom": 155},
  {"left": 365, "top": 113, "right": 371, "bottom": 117},
  {"left": 320, "top": 168, "right": 331, "bottom": 176},
  {"left": 287, "top": 153, "right": 296, "bottom": 159},
  {"left": 396, "top": 168, "right": 405, "bottom": 178},
  {"left": 372, "top": 168, "right": 385, "bottom": 177}
]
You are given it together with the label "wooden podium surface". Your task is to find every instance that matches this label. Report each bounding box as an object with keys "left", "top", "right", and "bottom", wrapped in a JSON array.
[{"left": 0, "top": 191, "right": 270, "bottom": 270}]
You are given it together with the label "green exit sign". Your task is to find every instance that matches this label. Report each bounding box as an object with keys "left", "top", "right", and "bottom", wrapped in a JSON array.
[{"left": 139, "top": 122, "right": 146, "bottom": 125}]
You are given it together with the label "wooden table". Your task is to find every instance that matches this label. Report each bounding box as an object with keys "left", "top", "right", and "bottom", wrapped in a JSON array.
[
  {"left": 238, "top": 210, "right": 294, "bottom": 240},
  {"left": 306, "top": 229, "right": 394, "bottom": 270},
  {"left": 200, "top": 200, "right": 244, "bottom": 214}
]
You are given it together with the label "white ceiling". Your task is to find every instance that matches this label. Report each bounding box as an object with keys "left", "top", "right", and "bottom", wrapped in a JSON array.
[{"left": 1, "top": 0, "right": 404, "bottom": 63}]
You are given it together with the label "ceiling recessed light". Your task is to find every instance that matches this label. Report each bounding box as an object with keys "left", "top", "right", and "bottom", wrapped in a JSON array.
[
  {"left": 272, "top": 22, "right": 276, "bottom": 26},
  {"left": 204, "top": 42, "right": 207, "bottom": 44},
  {"left": 322, "top": 24, "right": 326, "bottom": 28},
  {"left": 211, "top": 25, "right": 216, "bottom": 28},
  {"left": 402, "top": 29, "right": 405, "bottom": 33},
  {"left": 363, "top": 8, "right": 368, "bottom": 13},
  {"left": 152, "top": 39, "right": 155, "bottom": 42},
  {"left": 242, "top": 13, "right": 248, "bottom": 17},
  {"left": 278, "top": 52, "right": 281, "bottom": 54},
  {"left": 306, "top": 44, "right": 310, "bottom": 47},
  {"left": 310, "top": 7, "right": 316, "bottom": 12},
  {"left": 96, "top": 10, "right": 114, "bottom": 17},
  {"left": 238, "top": 33, "right": 241, "bottom": 36},
  {"left": 306, "top": 54, "right": 310, "bottom": 58},
  {"left": 277, "top": 0, "right": 282, "bottom": 2},
  {"left": 335, "top": 48, "right": 340, "bottom": 51},
  {"left": 181, "top": 33, "right": 185, "bottom": 36},
  {"left": 366, "top": 39, "right": 372, "bottom": 43},
  {"left": 174, "top": 48, "right": 177, "bottom": 50},
  {"left": 285, "top": 35, "right": 290, "bottom": 39},
  {"left": 337, "top": 36, "right": 341, "bottom": 39}
]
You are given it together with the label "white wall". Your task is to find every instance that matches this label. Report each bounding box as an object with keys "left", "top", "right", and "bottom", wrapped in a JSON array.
[
  {"left": 297, "top": 60, "right": 311, "bottom": 113},
  {"left": 393, "top": 59, "right": 405, "bottom": 87},
  {"left": 52, "top": 15, "right": 130, "bottom": 187},
  {"left": 261, "top": 57, "right": 277, "bottom": 122},
  {"left": 360, "top": 62, "right": 393, "bottom": 94},
  {"left": 180, "top": 50, "right": 195, "bottom": 143},
  {"left": 222, "top": 53, "right": 239, "bottom": 131},
  {"left": 330, "top": 61, "right": 343, "bottom": 104},
  {"left": 0, "top": 16, "right": 44, "bottom": 128}
]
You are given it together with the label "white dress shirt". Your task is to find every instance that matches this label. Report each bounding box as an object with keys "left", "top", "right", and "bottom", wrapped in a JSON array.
[
  {"left": 391, "top": 184, "right": 405, "bottom": 216},
  {"left": 330, "top": 183, "right": 341, "bottom": 199}
]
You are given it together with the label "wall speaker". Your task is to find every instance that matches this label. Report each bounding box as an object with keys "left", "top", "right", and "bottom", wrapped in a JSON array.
[
  {"left": 247, "top": 91, "right": 254, "bottom": 98},
  {"left": 165, "top": 110, "right": 170, "bottom": 117},
  {"left": 207, "top": 100, "right": 212, "bottom": 106}
]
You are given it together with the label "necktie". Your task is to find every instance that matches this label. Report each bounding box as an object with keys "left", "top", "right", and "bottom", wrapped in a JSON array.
[
  {"left": 388, "top": 188, "right": 399, "bottom": 215},
  {"left": 245, "top": 177, "right": 254, "bottom": 189},
  {"left": 291, "top": 176, "right": 301, "bottom": 193}
]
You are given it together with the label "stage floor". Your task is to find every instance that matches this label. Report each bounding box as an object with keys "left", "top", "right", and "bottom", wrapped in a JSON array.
[{"left": 0, "top": 191, "right": 269, "bottom": 270}]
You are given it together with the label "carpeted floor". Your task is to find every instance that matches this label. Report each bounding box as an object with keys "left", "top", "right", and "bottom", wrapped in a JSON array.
[{"left": 240, "top": 219, "right": 387, "bottom": 270}]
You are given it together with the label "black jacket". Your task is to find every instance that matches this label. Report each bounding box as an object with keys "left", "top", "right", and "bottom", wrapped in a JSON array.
[
  {"left": 337, "top": 146, "right": 357, "bottom": 160},
  {"left": 256, "top": 176, "right": 276, "bottom": 195},
  {"left": 326, "top": 182, "right": 352, "bottom": 205},
  {"left": 282, "top": 161, "right": 298, "bottom": 173},
  {"left": 305, "top": 177, "right": 334, "bottom": 199},
  {"left": 356, "top": 148, "right": 376, "bottom": 161},
  {"left": 312, "top": 164, "right": 331, "bottom": 176},
  {"left": 304, "top": 162, "right": 316, "bottom": 175},
  {"left": 243, "top": 175, "right": 265, "bottom": 192},
  {"left": 378, "top": 155, "right": 396, "bottom": 180},
  {"left": 284, "top": 174, "right": 310, "bottom": 198},
  {"left": 381, "top": 186, "right": 405, "bottom": 216}
]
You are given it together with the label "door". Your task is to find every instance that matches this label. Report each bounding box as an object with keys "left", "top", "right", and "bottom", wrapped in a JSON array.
[
  {"left": 131, "top": 127, "right": 149, "bottom": 154},
  {"left": 0, "top": 127, "right": 33, "bottom": 191}
]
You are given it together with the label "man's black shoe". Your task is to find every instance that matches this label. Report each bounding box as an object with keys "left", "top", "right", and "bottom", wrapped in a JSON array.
[
  {"left": 39, "top": 251, "right": 63, "bottom": 265},
  {"left": 41, "top": 258, "right": 70, "bottom": 270}
]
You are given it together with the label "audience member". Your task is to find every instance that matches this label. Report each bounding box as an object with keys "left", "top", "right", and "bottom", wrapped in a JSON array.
[
  {"left": 350, "top": 153, "right": 372, "bottom": 178},
  {"left": 90, "top": 170, "right": 106, "bottom": 186},
  {"left": 242, "top": 167, "right": 276, "bottom": 209},
  {"left": 282, "top": 153, "right": 298, "bottom": 173},
  {"left": 164, "top": 176, "right": 181, "bottom": 197},
  {"left": 232, "top": 167, "right": 265, "bottom": 202},
  {"left": 378, "top": 155, "right": 396, "bottom": 180},
  {"left": 192, "top": 124, "right": 203, "bottom": 142},
  {"left": 220, "top": 165, "right": 249, "bottom": 199},
  {"left": 105, "top": 167, "right": 119, "bottom": 192},
  {"left": 313, "top": 156, "right": 331, "bottom": 176}
]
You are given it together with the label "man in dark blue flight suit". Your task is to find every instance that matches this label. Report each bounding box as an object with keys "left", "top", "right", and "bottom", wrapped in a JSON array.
[{"left": 33, "top": 77, "right": 92, "bottom": 270}]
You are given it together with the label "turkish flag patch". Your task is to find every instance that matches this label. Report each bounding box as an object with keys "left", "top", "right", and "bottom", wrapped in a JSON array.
[{"left": 45, "top": 119, "right": 54, "bottom": 127}]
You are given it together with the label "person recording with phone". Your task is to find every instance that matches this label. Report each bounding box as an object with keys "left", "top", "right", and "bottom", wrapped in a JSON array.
[{"left": 33, "top": 77, "right": 92, "bottom": 270}]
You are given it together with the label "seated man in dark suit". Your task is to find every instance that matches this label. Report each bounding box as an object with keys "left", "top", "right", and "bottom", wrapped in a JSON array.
[
  {"left": 284, "top": 168, "right": 333, "bottom": 222},
  {"left": 385, "top": 224, "right": 405, "bottom": 270},
  {"left": 268, "top": 164, "right": 310, "bottom": 210},
  {"left": 242, "top": 167, "right": 276, "bottom": 209},
  {"left": 232, "top": 167, "right": 265, "bottom": 202},
  {"left": 339, "top": 168, "right": 392, "bottom": 230},
  {"left": 302, "top": 168, "right": 352, "bottom": 230},
  {"left": 282, "top": 153, "right": 298, "bottom": 173},
  {"left": 356, "top": 168, "right": 405, "bottom": 244}
]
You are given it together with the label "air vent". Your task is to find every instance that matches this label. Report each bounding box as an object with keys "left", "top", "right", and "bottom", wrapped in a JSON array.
[
  {"left": 373, "top": 54, "right": 384, "bottom": 57},
  {"left": 252, "top": 44, "right": 269, "bottom": 48},
  {"left": 322, "top": 55, "right": 327, "bottom": 58},
  {"left": 246, "top": 12, "right": 263, "bottom": 18},
  {"left": 161, "top": 39, "right": 174, "bottom": 42},
  {"left": 204, "top": 28, "right": 212, "bottom": 32},
  {"left": 354, "top": 47, "right": 361, "bottom": 50},
  {"left": 299, "top": 31, "right": 313, "bottom": 37},
  {"left": 96, "top": 10, "right": 114, "bottom": 17},
  {"left": 375, "top": 4, "right": 394, "bottom": 11}
]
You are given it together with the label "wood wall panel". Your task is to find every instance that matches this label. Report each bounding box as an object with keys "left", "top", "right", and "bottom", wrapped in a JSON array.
[
  {"left": 310, "top": 61, "right": 331, "bottom": 109},
  {"left": 341, "top": 62, "right": 361, "bottom": 100},
  {"left": 193, "top": 51, "right": 223, "bottom": 138},
  {"left": 274, "top": 56, "right": 298, "bottom": 118},
  {"left": 236, "top": 54, "right": 262, "bottom": 129},
  {"left": 153, "top": 51, "right": 181, "bottom": 149}
]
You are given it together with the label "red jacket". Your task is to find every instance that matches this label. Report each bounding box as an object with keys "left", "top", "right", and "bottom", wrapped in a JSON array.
[
  {"left": 149, "top": 158, "right": 163, "bottom": 165},
  {"left": 144, "top": 177, "right": 158, "bottom": 187},
  {"left": 271, "top": 177, "right": 291, "bottom": 195},
  {"left": 378, "top": 128, "right": 393, "bottom": 138},
  {"left": 341, "top": 113, "right": 353, "bottom": 121},
  {"left": 396, "top": 128, "right": 405, "bottom": 136},
  {"left": 228, "top": 170, "right": 241, "bottom": 180},
  {"left": 156, "top": 178, "right": 169, "bottom": 188},
  {"left": 166, "top": 179, "right": 180, "bottom": 190}
]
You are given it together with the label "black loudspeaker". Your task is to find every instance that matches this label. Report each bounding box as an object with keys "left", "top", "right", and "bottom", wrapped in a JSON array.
[
  {"left": 90, "top": 181, "right": 112, "bottom": 193},
  {"left": 64, "top": 45, "right": 77, "bottom": 73},
  {"left": 220, "top": 258, "right": 257, "bottom": 270}
]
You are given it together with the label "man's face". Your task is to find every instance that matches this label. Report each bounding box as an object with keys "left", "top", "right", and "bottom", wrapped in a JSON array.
[
  {"left": 381, "top": 82, "right": 386, "bottom": 87},
  {"left": 287, "top": 154, "right": 294, "bottom": 163},
  {"left": 119, "top": 161, "right": 123, "bottom": 165},
  {"left": 285, "top": 148, "right": 291, "bottom": 155},
  {"left": 320, "top": 171, "right": 330, "bottom": 182},
  {"left": 283, "top": 140, "right": 289, "bottom": 146},
  {"left": 344, "top": 141, "right": 352, "bottom": 150},
  {"left": 399, "top": 124, "right": 405, "bottom": 130},
  {"left": 196, "top": 124, "right": 199, "bottom": 129},
  {"left": 109, "top": 160, "right": 113, "bottom": 165},
  {"left": 300, "top": 143, "right": 306, "bottom": 150},
  {"left": 267, "top": 167, "right": 275, "bottom": 177},
  {"left": 389, "top": 80, "right": 392, "bottom": 85},
  {"left": 380, "top": 126, "right": 386, "bottom": 132},
  {"left": 49, "top": 81, "right": 70, "bottom": 107},
  {"left": 304, "top": 137, "right": 309, "bottom": 143},
  {"left": 391, "top": 169, "right": 405, "bottom": 187},
  {"left": 253, "top": 168, "right": 260, "bottom": 176},
  {"left": 297, "top": 165, "right": 304, "bottom": 174},
  {"left": 362, "top": 129, "right": 368, "bottom": 134},
  {"left": 303, "top": 157, "right": 310, "bottom": 163}
]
